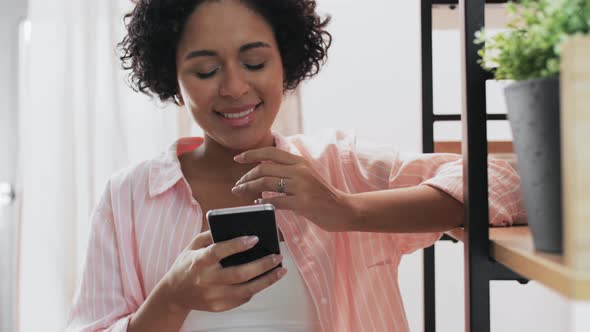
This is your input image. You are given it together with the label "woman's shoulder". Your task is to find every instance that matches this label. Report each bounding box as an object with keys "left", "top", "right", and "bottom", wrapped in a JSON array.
[
  {"left": 280, "top": 129, "right": 401, "bottom": 161},
  {"left": 105, "top": 141, "right": 181, "bottom": 198},
  {"left": 108, "top": 137, "right": 196, "bottom": 191},
  {"left": 108, "top": 159, "right": 153, "bottom": 189},
  {"left": 279, "top": 128, "right": 357, "bottom": 157},
  {"left": 95, "top": 160, "right": 152, "bottom": 212}
]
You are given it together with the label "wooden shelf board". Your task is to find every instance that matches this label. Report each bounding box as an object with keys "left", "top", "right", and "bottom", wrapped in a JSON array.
[
  {"left": 432, "top": 5, "right": 511, "bottom": 30},
  {"left": 444, "top": 226, "right": 590, "bottom": 300}
]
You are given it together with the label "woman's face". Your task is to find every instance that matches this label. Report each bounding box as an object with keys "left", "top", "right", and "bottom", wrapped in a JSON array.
[{"left": 176, "top": 0, "right": 284, "bottom": 151}]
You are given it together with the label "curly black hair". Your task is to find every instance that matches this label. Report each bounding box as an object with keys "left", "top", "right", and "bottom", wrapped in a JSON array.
[{"left": 118, "top": 0, "right": 332, "bottom": 104}]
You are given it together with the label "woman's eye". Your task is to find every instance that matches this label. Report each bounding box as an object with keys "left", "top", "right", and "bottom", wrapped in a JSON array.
[
  {"left": 243, "top": 62, "right": 266, "bottom": 71},
  {"left": 196, "top": 68, "right": 218, "bottom": 79}
]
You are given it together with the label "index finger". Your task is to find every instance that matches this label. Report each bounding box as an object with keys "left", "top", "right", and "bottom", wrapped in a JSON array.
[
  {"left": 185, "top": 231, "right": 214, "bottom": 251},
  {"left": 234, "top": 147, "right": 300, "bottom": 165},
  {"left": 202, "top": 235, "right": 260, "bottom": 265}
]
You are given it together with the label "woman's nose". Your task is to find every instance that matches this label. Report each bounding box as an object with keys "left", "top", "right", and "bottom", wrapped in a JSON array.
[{"left": 219, "top": 67, "right": 250, "bottom": 99}]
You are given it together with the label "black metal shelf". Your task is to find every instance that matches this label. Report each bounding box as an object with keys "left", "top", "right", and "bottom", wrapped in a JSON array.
[
  {"left": 420, "top": 1, "right": 525, "bottom": 331},
  {"left": 431, "top": 114, "right": 507, "bottom": 122}
]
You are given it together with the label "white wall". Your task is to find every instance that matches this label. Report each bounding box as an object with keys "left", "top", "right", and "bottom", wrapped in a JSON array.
[
  {"left": 300, "top": 1, "right": 569, "bottom": 331},
  {"left": 301, "top": 0, "right": 422, "bottom": 152}
]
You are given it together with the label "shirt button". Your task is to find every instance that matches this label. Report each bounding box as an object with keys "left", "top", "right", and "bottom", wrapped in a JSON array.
[
  {"left": 292, "top": 236, "right": 300, "bottom": 243},
  {"left": 321, "top": 298, "right": 328, "bottom": 305}
]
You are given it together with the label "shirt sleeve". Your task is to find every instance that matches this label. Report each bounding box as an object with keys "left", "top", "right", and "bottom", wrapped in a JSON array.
[
  {"left": 339, "top": 132, "right": 525, "bottom": 255},
  {"left": 66, "top": 180, "right": 143, "bottom": 331}
]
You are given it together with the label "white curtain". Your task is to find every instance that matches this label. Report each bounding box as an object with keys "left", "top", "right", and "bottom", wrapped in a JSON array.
[
  {"left": 17, "top": 1, "right": 302, "bottom": 331},
  {"left": 17, "top": 1, "right": 178, "bottom": 331}
]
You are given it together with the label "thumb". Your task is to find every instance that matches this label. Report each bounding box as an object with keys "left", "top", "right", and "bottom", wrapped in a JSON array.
[{"left": 185, "top": 230, "right": 213, "bottom": 251}]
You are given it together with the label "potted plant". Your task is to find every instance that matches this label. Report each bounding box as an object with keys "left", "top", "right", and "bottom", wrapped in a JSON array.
[{"left": 475, "top": 0, "right": 590, "bottom": 253}]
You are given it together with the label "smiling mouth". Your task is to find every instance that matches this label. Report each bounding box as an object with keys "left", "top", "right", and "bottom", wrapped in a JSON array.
[{"left": 215, "top": 102, "right": 263, "bottom": 119}]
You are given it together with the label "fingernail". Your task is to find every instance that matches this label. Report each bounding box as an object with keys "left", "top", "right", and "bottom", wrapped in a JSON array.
[
  {"left": 254, "top": 199, "right": 262, "bottom": 205},
  {"left": 273, "top": 255, "right": 283, "bottom": 264},
  {"left": 245, "top": 236, "right": 259, "bottom": 246},
  {"left": 231, "top": 185, "right": 243, "bottom": 193},
  {"left": 234, "top": 154, "right": 244, "bottom": 162},
  {"left": 277, "top": 269, "right": 287, "bottom": 278}
]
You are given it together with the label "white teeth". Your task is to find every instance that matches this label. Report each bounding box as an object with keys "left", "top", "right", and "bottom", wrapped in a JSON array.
[{"left": 221, "top": 107, "right": 256, "bottom": 119}]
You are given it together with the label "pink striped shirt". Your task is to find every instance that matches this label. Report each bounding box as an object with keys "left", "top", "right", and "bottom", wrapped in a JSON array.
[{"left": 66, "top": 129, "right": 524, "bottom": 332}]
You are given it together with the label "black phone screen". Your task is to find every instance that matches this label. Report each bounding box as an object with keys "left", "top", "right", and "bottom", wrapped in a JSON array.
[{"left": 207, "top": 207, "right": 282, "bottom": 268}]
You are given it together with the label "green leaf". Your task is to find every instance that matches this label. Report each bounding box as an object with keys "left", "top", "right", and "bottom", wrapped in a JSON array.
[{"left": 475, "top": 0, "right": 590, "bottom": 80}]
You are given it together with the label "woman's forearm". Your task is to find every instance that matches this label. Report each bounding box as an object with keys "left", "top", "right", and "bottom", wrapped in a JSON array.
[
  {"left": 128, "top": 280, "right": 190, "bottom": 332},
  {"left": 346, "top": 185, "right": 464, "bottom": 233}
]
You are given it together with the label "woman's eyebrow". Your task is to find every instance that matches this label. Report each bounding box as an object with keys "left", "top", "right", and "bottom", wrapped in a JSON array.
[
  {"left": 239, "top": 41, "right": 271, "bottom": 53},
  {"left": 184, "top": 41, "right": 271, "bottom": 61},
  {"left": 184, "top": 49, "right": 216, "bottom": 61}
]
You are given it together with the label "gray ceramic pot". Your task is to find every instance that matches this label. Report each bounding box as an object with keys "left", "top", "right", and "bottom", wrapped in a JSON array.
[{"left": 504, "top": 76, "right": 562, "bottom": 253}]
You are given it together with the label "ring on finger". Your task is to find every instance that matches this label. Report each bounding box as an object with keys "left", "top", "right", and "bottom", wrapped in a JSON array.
[{"left": 277, "top": 178, "right": 286, "bottom": 193}]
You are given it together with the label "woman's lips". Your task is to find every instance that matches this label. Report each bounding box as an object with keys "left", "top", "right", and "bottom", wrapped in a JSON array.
[{"left": 216, "top": 102, "right": 262, "bottom": 128}]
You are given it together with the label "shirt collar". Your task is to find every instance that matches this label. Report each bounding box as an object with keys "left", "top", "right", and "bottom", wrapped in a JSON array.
[
  {"left": 148, "top": 137, "right": 204, "bottom": 197},
  {"left": 148, "top": 132, "right": 288, "bottom": 198}
]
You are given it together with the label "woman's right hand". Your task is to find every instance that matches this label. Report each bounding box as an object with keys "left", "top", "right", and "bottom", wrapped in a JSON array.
[{"left": 161, "top": 231, "right": 287, "bottom": 313}]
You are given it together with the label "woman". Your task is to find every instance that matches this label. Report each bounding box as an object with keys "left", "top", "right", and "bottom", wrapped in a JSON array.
[{"left": 67, "top": 0, "right": 524, "bottom": 331}]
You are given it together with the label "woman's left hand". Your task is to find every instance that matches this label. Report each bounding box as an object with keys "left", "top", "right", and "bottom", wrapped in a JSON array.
[{"left": 231, "top": 147, "right": 357, "bottom": 232}]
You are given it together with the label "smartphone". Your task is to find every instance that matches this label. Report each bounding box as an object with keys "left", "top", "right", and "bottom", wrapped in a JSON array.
[{"left": 206, "top": 204, "right": 282, "bottom": 268}]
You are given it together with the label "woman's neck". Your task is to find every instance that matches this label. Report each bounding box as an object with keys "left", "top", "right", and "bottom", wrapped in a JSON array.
[{"left": 187, "top": 133, "right": 274, "bottom": 182}]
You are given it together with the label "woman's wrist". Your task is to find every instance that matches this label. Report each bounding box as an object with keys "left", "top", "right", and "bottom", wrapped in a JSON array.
[
  {"left": 156, "top": 275, "right": 191, "bottom": 315},
  {"left": 128, "top": 277, "right": 190, "bottom": 332}
]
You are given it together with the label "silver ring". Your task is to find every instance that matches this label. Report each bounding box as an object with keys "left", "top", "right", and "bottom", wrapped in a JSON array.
[{"left": 277, "top": 178, "right": 286, "bottom": 193}]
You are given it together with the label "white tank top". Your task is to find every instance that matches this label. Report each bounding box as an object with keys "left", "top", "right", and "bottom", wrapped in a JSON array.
[{"left": 181, "top": 242, "right": 321, "bottom": 332}]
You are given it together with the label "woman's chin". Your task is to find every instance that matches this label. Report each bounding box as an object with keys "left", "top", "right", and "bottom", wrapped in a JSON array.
[
  {"left": 225, "top": 140, "right": 267, "bottom": 152},
  {"left": 215, "top": 133, "right": 274, "bottom": 152}
]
